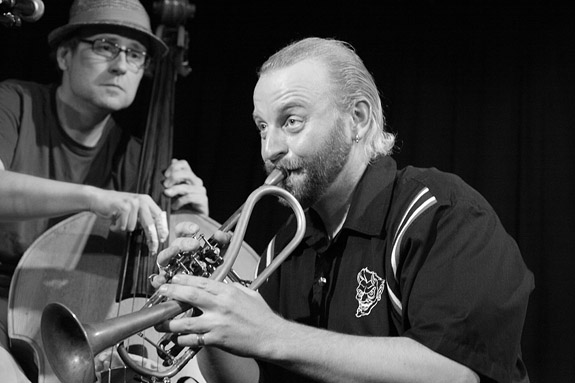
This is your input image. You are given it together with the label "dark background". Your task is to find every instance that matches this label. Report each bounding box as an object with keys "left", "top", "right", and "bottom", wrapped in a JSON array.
[{"left": 2, "top": 1, "right": 574, "bottom": 381}]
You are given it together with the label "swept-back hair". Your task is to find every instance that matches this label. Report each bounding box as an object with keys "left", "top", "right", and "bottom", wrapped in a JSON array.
[{"left": 258, "top": 37, "right": 395, "bottom": 161}]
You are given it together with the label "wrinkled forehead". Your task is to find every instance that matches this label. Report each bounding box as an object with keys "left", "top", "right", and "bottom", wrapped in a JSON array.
[{"left": 253, "top": 59, "right": 334, "bottom": 111}]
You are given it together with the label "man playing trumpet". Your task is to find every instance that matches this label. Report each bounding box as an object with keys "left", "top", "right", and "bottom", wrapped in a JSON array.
[{"left": 153, "top": 37, "right": 533, "bottom": 383}]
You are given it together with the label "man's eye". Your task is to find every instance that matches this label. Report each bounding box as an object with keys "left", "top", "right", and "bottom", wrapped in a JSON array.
[
  {"left": 257, "top": 123, "right": 267, "bottom": 137},
  {"left": 128, "top": 51, "right": 142, "bottom": 60},
  {"left": 100, "top": 43, "right": 115, "bottom": 52},
  {"left": 284, "top": 117, "right": 303, "bottom": 129}
]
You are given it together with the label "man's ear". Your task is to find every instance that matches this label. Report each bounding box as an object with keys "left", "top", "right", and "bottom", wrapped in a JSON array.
[
  {"left": 352, "top": 99, "right": 371, "bottom": 140},
  {"left": 56, "top": 46, "right": 70, "bottom": 71}
]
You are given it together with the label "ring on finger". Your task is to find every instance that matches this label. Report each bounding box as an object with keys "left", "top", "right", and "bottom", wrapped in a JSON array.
[{"left": 197, "top": 333, "right": 205, "bottom": 347}]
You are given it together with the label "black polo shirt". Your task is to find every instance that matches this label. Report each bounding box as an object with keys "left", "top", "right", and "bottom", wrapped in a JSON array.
[{"left": 257, "top": 156, "right": 534, "bottom": 383}]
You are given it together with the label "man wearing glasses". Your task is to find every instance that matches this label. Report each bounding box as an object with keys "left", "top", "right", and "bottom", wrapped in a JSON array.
[
  {"left": 0, "top": 0, "right": 208, "bottom": 381},
  {"left": 79, "top": 38, "right": 150, "bottom": 71}
]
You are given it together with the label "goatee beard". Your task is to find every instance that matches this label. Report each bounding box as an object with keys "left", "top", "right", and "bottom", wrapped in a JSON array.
[{"left": 264, "top": 121, "right": 352, "bottom": 209}]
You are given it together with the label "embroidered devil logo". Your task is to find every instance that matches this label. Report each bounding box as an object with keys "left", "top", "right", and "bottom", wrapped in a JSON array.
[{"left": 355, "top": 267, "right": 385, "bottom": 318}]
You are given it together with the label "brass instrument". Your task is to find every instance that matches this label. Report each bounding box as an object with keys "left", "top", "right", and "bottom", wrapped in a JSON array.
[{"left": 40, "top": 168, "right": 306, "bottom": 383}]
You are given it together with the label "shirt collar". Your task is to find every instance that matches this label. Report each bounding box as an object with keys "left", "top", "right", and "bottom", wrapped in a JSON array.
[
  {"left": 304, "top": 155, "right": 397, "bottom": 247},
  {"left": 343, "top": 155, "right": 397, "bottom": 236}
]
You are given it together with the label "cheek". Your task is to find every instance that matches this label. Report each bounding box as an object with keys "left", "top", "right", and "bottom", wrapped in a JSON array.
[
  {"left": 67, "top": 60, "right": 99, "bottom": 86},
  {"left": 124, "top": 73, "right": 144, "bottom": 99},
  {"left": 67, "top": 69, "right": 93, "bottom": 95},
  {"left": 285, "top": 134, "right": 316, "bottom": 158}
]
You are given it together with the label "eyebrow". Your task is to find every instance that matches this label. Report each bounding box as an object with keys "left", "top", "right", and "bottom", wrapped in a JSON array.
[
  {"left": 94, "top": 35, "right": 147, "bottom": 51},
  {"left": 252, "top": 101, "right": 307, "bottom": 123},
  {"left": 280, "top": 101, "right": 307, "bottom": 111}
]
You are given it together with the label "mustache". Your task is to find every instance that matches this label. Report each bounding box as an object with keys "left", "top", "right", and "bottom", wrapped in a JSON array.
[{"left": 264, "top": 159, "right": 304, "bottom": 174}]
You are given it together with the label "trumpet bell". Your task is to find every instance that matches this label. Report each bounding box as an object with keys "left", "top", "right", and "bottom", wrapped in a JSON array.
[{"left": 41, "top": 302, "right": 95, "bottom": 383}]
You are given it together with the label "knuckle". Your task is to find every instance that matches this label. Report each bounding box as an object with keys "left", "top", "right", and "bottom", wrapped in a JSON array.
[
  {"left": 182, "top": 319, "right": 196, "bottom": 333},
  {"left": 182, "top": 237, "right": 199, "bottom": 248},
  {"left": 196, "top": 277, "right": 210, "bottom": 288}
]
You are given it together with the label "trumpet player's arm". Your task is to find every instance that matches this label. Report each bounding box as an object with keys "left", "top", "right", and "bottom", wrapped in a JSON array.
[
  {"left": 0, "top": 165, "right": 168, "bottom": 253},
  {"left": 156, "top": 273, "right": 479, "bottom": 383}
]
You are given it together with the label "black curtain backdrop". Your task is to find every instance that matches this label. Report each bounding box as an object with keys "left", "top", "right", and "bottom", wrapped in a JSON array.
[{"left": 1, "top": 1, "right": 573, "bottom": 381}]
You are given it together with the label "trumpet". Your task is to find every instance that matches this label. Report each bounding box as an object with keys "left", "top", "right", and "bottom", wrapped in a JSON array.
[{"left": 40, "top": 168, "right": 306, "bottom": 383}]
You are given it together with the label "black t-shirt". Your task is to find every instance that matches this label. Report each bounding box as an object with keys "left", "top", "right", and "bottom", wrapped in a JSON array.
[
  {"left": 0, "top": 80, "right": 142, "bottom": 294},
  {"left": 257, "top": 156, "right": 534, "bottom": 383}
]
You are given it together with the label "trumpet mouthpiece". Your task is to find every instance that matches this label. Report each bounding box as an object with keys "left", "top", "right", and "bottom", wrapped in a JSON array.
[{"left": 264, "top": 168, "right": 287, "bottom": 186}]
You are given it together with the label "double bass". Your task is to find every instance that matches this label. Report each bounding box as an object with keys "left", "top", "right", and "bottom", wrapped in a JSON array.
[{"left": 7, "top": 1, "right": 259, "bottom": 382}]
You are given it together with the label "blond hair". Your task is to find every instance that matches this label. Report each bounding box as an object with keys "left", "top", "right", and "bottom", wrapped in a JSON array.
[{"left": 258, "top": 37, "right": 395, "bottom": 161}]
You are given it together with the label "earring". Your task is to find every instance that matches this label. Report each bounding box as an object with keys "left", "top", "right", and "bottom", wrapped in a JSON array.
[{"left": 354, "top": 134, "right": 360, "bottom": 143}]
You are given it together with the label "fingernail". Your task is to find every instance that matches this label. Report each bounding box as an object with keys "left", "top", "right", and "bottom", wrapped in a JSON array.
[{"left": 148, "top": 273, "right": 158, "bottom": 283}]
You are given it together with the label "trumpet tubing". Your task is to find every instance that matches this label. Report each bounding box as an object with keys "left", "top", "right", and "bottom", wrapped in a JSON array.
[{"left": 40, "top": 168, "right": 307, "bottom": 383}]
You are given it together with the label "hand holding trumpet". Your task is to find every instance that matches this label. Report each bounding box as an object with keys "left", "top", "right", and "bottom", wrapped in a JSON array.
[
  {"left": 40, "top": 169, "right": 306, "bottom": 382},
  {"left": 151, "top": 221, "right": 282, "bottom": 358}
]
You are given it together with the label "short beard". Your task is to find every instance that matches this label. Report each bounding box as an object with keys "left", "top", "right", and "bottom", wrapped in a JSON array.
[{"left": 264, "top": 119, "right": 352, "bottom": 209}]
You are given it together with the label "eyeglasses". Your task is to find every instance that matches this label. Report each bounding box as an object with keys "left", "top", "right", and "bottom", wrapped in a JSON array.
[{"left": 80, "top": 38, "right": 149, "bottom": 69}]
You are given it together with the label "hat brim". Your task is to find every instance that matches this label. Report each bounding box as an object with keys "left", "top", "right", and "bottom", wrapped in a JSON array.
[{"left": 48, "top": 22, "right": 168, "bottom": 59}]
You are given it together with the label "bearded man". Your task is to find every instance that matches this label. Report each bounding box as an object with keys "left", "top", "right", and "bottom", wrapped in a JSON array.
[{"left": 155, "top": 37, "right": 533, "bottom": 383}]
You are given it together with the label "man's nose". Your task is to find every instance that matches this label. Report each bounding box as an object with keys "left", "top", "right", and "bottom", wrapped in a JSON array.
[
  {"left": 261, "top": 127, "right": 288, "bottom": 164},
  {"left": 109, "top": 52, "right": 129, "bottom": 74}
]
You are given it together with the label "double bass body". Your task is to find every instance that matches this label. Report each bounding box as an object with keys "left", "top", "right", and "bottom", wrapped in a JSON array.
[{"left": 9, "top": 211, "right": 260, "bottom": 382}]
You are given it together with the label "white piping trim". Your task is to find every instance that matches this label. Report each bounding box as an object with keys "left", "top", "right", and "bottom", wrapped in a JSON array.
[
  {"left": 389, "top": 188, "right": 437, "bottom": 314},
  {"left": 391, "top": 194, "right": 437, "bottom": 277},
  {"left": 391, "top": 188, "right": 436, "bottom": 276},
  {"left": 386, "top": 281, "right": 402, "bottom": 312}
]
